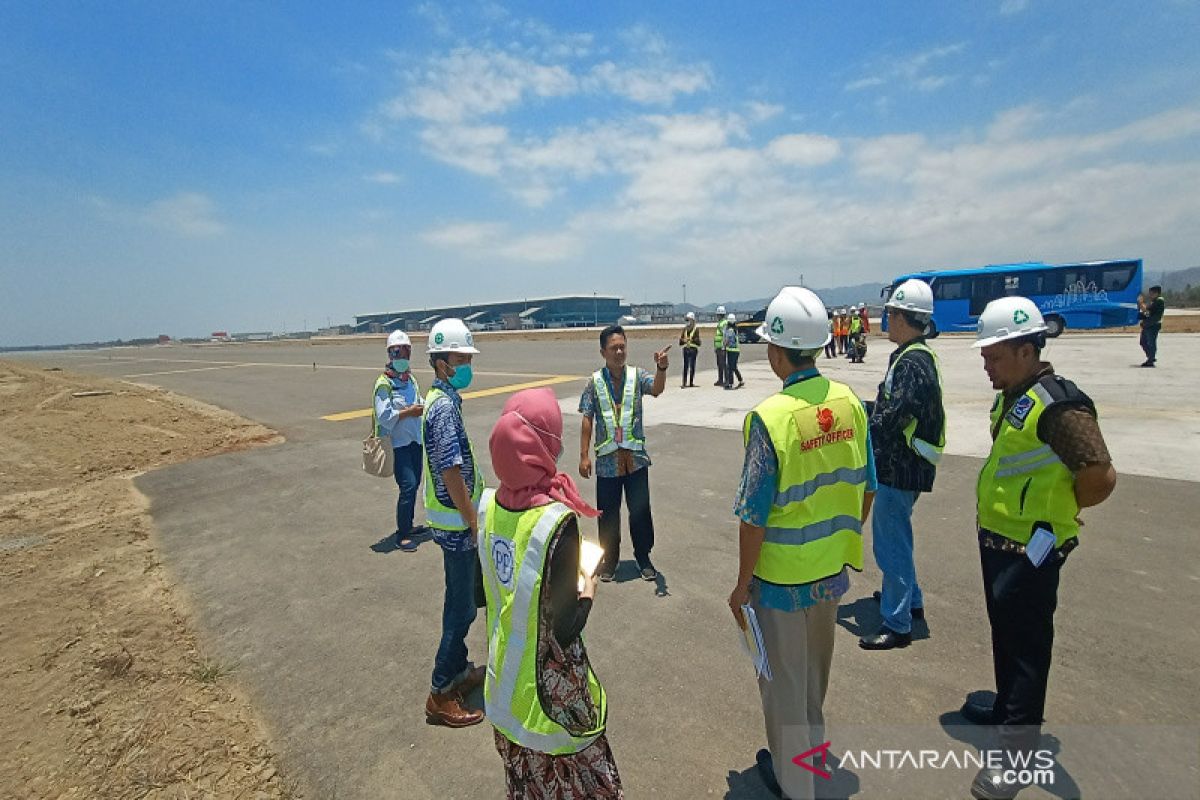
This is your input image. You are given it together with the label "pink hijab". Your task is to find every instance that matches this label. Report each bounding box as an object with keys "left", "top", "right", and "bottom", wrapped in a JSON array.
[{"left": 489, "top": 388, "right": 599, "bottom": 518}]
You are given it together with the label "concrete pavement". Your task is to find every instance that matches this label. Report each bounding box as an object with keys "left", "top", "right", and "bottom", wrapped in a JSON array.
[{"left": 14, "top": 335, "right": 1200, "bottom": 798}]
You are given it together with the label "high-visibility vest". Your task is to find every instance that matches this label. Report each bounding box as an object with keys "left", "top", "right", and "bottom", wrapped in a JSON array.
[
  {"left": 726, "top": 324, "right": 740, "bottom": 353},
  {"left": 591, "top": 369, "right": 645, "bottom": 456},
  {"left": 881, "top": 343, "right": 946, "bottom": 465},
  {"left": 421, "top": 387, "right": 484, "bottom": 530},
  {"left": 977, "top": 376, "right": 1093, "bottom": 547},
  {"left": 680, "top": 324, "right": 701, "bottom": 350},
  {"left": 850, "top": 316, "right": 863, "bottom": 335},
  {"left": 714, "top": 319, "right": 728, "bottom": 349},
  {"left": 477, "top": 489, "right": 607, "bottom": 755},
  {"left": 745, "top": 377, "right": 867, "bottom": 585},
  {"left": 372, "top": 374, "right": 420, "bottom": 438}
]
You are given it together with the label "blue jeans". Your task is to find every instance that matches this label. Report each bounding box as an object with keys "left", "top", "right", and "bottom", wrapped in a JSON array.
[
  {"left": 431, "top": 543, "right": 478, "bottom": 693},
  {"left": 872, "top": 484, "right": 924, "bottom": 634},
  {"left": 392, "top": 442, "right": 423, "bottom": 536}
]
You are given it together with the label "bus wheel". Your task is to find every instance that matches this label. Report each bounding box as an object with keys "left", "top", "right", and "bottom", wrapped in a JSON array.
[{"left": 1044, "top": 315, "right": 1065, "bottom": 338}]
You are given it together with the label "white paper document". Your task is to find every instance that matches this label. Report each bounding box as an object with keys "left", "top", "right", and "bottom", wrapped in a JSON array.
[
  {"left": 578, "top": 539, "right": 605, "bottom": 592},
  {"left": 1026, "top": 527, "right": 1056, "bottom": 567},
  {"left": 738, "top": 604, "right": 772, "bottom": 681}
]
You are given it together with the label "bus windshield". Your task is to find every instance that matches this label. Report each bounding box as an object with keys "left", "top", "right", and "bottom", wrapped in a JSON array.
[{"left": 882, "top": 259, "right": 1142, "bottom": 338}]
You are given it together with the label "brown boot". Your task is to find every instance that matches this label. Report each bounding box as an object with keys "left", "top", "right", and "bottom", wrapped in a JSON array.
[
  {"left": 425, "top": 691, "right": 484, "bottom": 728},
  {"left": 456, "top": 665, "right": 486, "bottom": 697}
]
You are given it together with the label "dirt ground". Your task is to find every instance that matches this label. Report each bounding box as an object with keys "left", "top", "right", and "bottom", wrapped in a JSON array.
[{"left": 0, "top": 360, "right": 296, "bottom": 799}]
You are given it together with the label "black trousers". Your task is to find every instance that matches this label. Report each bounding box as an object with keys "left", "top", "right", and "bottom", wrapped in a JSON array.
[
  {"left": 980, "top": 542, "right": 1063, "bottom": 750},
  {"left": 682, "top": 347, "right": 698, "bottom": 385},
  {"left": 725, "top": 350, "right": 742, "bottom": 387},
  {"left": 714, "top": 348, "right": 727, "bottom": 385},
  {"left": 1140, "top": 325, "right": 1160, "bottom": 362},
  {"left": 596, "top": 467, "right": 655, "bottom": 570}
]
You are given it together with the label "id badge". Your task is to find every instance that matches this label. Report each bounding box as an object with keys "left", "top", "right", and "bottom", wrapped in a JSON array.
[
  {"left": 1026, "top": 527, "right": 1056, "bottom": 568},
  {"left": 614, "top": 426, "right": 624, "bottom": 444}
]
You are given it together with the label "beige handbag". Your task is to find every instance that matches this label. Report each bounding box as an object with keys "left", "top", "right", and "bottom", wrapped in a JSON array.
[
  {"left": 363, "top": 380, "right": 395, "bottom": 478},
  {"left": 362, "top": 429, "right": 394, "bottom": 478}
]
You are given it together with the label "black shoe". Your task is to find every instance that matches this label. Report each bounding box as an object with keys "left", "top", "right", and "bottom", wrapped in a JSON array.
[
  {"left": 639, "top": 564, "right": 658, "bottom": 581},
  {"left": 597, "top": 567, "right": 616, "bottom": 582},
  {"left": 871, "top": 590, "right": 924, "bottom": 620},
  {"left": 959, "top": 699, "right": 997, "bottom": 726},
  {"left": 971, "top": 766, "right": 1027, "bottom": 799},
  {"left": 1140, "top": 360, "right": 1156, "bottom": 367},
  {"left": 755, "top": 748, "right": 783, "bottom": 798},
  {"left": 859, "top": 626, "right": 912, "bottom": 650}
]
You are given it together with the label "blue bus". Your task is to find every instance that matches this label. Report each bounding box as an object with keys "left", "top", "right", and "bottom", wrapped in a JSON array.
[{"left": 881, "top": 259, "right": 1143, "bottom": 337}]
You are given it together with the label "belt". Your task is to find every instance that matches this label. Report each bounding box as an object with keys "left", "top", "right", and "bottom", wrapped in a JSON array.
[{"left": 978, "top": 529, "right": 1078, "bottom": 558}]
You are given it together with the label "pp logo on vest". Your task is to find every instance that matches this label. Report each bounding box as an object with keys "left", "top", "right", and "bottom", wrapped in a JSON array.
[
  {"left": 491, "top": 537, "right": 516, "bottom": 589},
  {"left": 1007, "top": 395, "right": 1035, "bottom": 429}
]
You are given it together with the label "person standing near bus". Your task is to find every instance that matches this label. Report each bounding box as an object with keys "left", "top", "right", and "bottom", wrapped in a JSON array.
[
  {"left": 1138, "top": 285, "right": 1165, "bottom": 367},
  {"left": 962, "top": 296, "right": 1116, "bottom": 800},
  {"left": 714, "top": 305, "right": 729, "bottom": 387},
  {"left": 859, "top": 280, "right": 945, "bottom": 651},
  {"left": 679, "top": 311, "right": 701, "bottom": 387}
]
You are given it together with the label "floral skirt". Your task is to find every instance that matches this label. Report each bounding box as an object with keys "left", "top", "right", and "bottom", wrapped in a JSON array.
[{"left": 494, "top": 729, "right": 623, "bottom": 800}]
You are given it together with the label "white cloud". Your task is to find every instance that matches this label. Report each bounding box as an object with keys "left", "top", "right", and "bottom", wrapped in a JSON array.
[
  {"left": 585, "top": 61, "right": 711, "bottom": 105},
  {"left": 364, "top": 171, "right": 402, "bottom": 184},
  {"left": 767, "top": 134, "right": 841, "bottom": 166},
  {"left": 746, "top": 101, "right": 784, "bottom": 123},
  {"left": 1000, "top": 0, "right": 1030, "bottom": 15},
  {"left": 421, "top": 221, "right": 505, "bottom": 248},
  {"left": 845, "top": 42, "right": 967, "bottom": 94},
  {"left": 100, "top": 192, "right": 227, "bottom": 238},
  {"left": 418, "top": 124, "right": 509, "bottom": 175}
]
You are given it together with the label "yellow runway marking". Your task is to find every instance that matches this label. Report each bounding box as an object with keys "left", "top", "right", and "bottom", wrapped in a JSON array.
[{"left": 321, "top": 375, "right": 584, "bottom": 422}]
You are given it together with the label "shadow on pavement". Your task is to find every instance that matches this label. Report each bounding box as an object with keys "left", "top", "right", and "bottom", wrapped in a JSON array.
[{"left": 835, "top": 596, "right": 881, "bottom": 637}]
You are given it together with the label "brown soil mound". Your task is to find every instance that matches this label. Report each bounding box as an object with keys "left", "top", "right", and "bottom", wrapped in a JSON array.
[{"left": 0, "top": 360, "right": 297, "bottom": 799}]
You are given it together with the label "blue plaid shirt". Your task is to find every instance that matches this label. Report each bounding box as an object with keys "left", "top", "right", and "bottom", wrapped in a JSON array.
[
  {"left": 578, "top": 366, "right": 655, "bottom": 478},
  {"left": 424, "top": 379, "right": 478, "bottom": 552},
  {"left": 733, "top": 369, "right": 877, "bottom": 612}
]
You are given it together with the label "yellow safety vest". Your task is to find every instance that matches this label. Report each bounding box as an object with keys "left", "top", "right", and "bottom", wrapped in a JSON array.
[
  {"left": 977, "top": 377, "right": 1090, "bottom": 547},
  {"left": 850, "top": 316, "right": 863, "bottom": 335},
  {"left": 681, "top": 324, "right": 701, "bottom": 350},
  {"left": 745, "top": 377, "right": 868, "bottom": 585},
  {"left": 477, "top": 489, "right": 607, "bottom": 755},
  {"left": 421, "top": 386, "right": 484, "bottom": 530},
  {"left": 714, "top": 319, "right": 728, "bottom": 349},
  {"left": 591, "top": 369, "right": 645, "bottom": 456},
  {"left": 882, "top": 343, "right": 946, "bottom": 465},
  {"left": 372, "top": 374, "right": 420, "bottom": 438}
]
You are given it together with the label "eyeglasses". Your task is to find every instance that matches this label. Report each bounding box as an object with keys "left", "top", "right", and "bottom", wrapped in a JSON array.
[{"left": 387, "top": 347, "right": 407, "bottom": 356}]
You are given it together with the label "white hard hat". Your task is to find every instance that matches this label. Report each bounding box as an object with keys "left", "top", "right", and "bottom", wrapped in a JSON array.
[
  {"left": 716, "top": 305, "right": 726, "bottom": 314},
  {"left": 685, "top": 311, "right": 696, "bottom": 320},
  {"left": 886, "top": 279, "right": 934, "bottom": 316},
  {"left": 386, "top": 330, "right": 411, "bottom": 348},
  {"left": 726, "top": 312, "right": 737, "bottom": 323},
  {"left": 756, "top": 286, "right": 831, "bottom": 350},
  {"left": 972, "top": 296, "right": 1047, "bottom": 348},
  {"left": 427, "top": 318, "right": 480, "bottom": 354}
]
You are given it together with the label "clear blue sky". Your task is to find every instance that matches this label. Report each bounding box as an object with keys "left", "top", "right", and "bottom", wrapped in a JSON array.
[{"left": 2, "top": 1, "right": 1198, "bottom": 345}]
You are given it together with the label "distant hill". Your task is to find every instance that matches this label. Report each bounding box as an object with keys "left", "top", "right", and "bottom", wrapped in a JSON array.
[
  {"left": 1150, "top": 266, "right": 1200, "bottom": 292},
  {"left": 686, "top": 282, "right": 887, "bottom": 314}
]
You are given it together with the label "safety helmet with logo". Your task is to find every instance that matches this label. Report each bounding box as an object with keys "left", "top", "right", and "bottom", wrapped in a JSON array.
[
  {"left": 386, "top": 330, "right": 411, "bottom": 349},
  {"left": 756, "top": 286, "right": 831, "bottom": 350},
  {"left": 726, "top": 312, "right": 737, "bottom": 323},
  {"left": 885, "top": 279, "right": 935, "bottom": 317},
  {"left": 685, "top": 311, "right": 696, "bottom": 321},
  {"left": 427, "top": 318, "right": 480, "bottom": 354},
  {"left": 972, "top": 296, "right": 1048, "bottom": 348}
]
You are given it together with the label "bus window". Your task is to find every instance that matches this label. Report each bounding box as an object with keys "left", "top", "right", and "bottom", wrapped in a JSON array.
[
  {"left": 932, "top": 277, "right": 966, "bottom": 300},
  {"left": 969, "top": 275, "right": 1004, "bottom": 316},
  {"left": 1098, "top": 263, "right": 1135, "bottom": 291},
  {"left": 1004, "top": 275, "right": 1020, "bottom": 293}
]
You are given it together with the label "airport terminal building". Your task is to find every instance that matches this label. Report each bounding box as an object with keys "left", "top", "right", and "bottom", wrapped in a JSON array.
[{"left": 355, "top": 295, "right": 627, "bottom": 332}]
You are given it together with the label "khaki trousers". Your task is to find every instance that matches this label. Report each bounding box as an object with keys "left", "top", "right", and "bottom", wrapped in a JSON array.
[{"left": 754, "top": 598, "right": 838, "bottom": 800}]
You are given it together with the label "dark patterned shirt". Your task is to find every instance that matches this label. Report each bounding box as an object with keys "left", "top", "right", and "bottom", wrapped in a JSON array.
[{"left": 869, "top": 338, "right": 944, "bottom": 492}]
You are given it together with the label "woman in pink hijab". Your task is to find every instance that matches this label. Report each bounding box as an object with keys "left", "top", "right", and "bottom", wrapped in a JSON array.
[{"left": 482, "top": 388, "right": 623, "bottom": 799}]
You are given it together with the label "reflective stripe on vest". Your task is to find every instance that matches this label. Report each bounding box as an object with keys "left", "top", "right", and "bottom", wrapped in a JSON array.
[
  {"left": 714, "top": 319, "right": 727, "bottom": 348},
  {"left": 726, "top": 327, "right": 740, "bottom": 352},
  {"left": 592, "top": 369, "right": 645, "bottom": 457},
  {"left": 373, "top": 374, "right": 420, "bottom": 438},
  {"left": 477, "top": 489, "right": 607, "bottom": 754},
  {"left": 681, "top": 325, "right": 700, "bottom": 349},
  {"left": 744, "top": 377, "right": 867, "bottom": 585},
  {"left": 883, "top": 343, "right": 946, "bottom": 465},
  {"left": 421, "top": 387, "right": 483, "bottom": 530},
  {"left": 976, "top": 382, "right": 1080, "bottom": 547}
]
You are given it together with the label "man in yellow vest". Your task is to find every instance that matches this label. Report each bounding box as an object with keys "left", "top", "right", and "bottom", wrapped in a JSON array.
[
  {"left": 579, "top": 325, "right": 670, "bottom": 582},
  {"left": 860, "top": 279, "right": 945, "bottom": 650},
  {"left": 964, "top": 297, "right": 1116, "bottom": 800},
  {"left": 714, "top": 304, "right": 729, "bottom": 386},
  {"left": 422, "top": 318, "right": 487, "bottom": 727},
  {"left": 679, "top": 311, "right": 701, "bottom": 388},
  {"left": 728, "top": 286, "right": 876, "bottom": 800}
]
